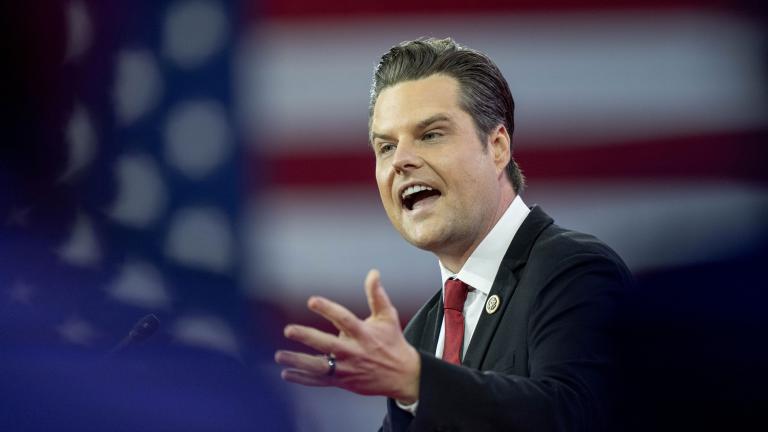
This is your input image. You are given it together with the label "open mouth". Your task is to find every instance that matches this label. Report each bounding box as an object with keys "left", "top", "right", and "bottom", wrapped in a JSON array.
[{"left": 401, "top": 184, "right": 442, "bottom": 211}]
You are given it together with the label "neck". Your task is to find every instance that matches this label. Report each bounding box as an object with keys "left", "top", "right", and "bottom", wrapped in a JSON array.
[{"left": 439, "top": 185, "right": 517, "bottom": 273}]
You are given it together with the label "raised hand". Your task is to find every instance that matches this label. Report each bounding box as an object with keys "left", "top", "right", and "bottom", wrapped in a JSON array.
[{"left": 275, "top": 269, "right": 421, "bottom": 403}]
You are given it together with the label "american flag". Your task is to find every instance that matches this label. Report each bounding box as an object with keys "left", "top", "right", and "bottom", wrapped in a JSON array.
[
  {"left": 2, "top": 0, "right": 767, "bottom": 431},
  {"left": 2, "top": 1, "right": 292, "bottom": 430}
]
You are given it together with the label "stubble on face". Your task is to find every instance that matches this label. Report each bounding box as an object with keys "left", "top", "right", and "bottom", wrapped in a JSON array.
[{"left": 371, "top": 74, "right": 508, "bottom": 269}]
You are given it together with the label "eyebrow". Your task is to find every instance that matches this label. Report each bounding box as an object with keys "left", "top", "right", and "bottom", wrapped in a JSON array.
[
  {"left": 370, "top": 113, "right": 454, "bottom": 146},
  {"left": 416, "top": 113, "right": 453, "bottom": 130},
  {"left": 370, "top": 132, "right": 393, "bottom": 144}
]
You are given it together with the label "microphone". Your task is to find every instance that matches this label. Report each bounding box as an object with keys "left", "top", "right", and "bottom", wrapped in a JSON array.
[{"left": 108, "top": 314, "right": 160, "bottom": 356}]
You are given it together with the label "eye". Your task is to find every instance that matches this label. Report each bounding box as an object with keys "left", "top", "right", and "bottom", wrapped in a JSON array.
[
  {"left": 378, "top": 143, "right": 396, "bottom": 155},
  {"left": 422, "top": 131, "right": 442, "bottom": 141}
]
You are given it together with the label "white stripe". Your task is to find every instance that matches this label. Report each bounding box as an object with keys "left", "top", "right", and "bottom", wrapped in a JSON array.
[
  {"left": 236, "top": 11, "right": 767, "bottom": 151},
  {"left": 241, "top": 189, "right": 439, "bottom": 305},
  {"left": 242, "top": 182, "right": 768, "bottom": 303}
]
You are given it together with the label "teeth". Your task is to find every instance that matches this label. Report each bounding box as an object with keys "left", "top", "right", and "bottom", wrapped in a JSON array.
[{"left": 401, "top": 184, "right": 433, "bottom": 200}]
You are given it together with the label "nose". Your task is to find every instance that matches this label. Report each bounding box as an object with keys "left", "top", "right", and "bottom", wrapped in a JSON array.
[{"left": 391, "top": 139, "right": 422, "bottom": 175}]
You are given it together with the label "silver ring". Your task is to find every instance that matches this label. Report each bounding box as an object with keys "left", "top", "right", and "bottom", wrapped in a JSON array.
[{"left": 326, "top": 353, "right": 336, "bottom": 377}]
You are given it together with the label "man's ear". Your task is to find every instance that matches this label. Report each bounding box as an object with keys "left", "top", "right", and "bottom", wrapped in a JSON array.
[{"left": 488, "top": 124, "right": 511, "bottom": 177}]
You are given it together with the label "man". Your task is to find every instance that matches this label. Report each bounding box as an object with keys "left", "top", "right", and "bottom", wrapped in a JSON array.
[{"left": 275, "top": 38, "right": 632, "bottom": 431}]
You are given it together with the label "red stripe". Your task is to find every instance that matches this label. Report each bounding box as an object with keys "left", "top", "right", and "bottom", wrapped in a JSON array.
[
  {"left": 251, "top": 130, "right": 768, "bottom": 189},
  {"left": 246, "top": 0, "right": 753, "bottom": 20}
]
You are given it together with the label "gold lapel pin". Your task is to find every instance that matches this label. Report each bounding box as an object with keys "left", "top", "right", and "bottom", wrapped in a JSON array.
[{"left": 485, "top": 294, "right": 501, "bottom": 314}]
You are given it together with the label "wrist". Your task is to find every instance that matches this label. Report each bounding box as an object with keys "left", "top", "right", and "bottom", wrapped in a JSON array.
[{"left": 394, "top": 345, "right": 421, "bottom": 404}]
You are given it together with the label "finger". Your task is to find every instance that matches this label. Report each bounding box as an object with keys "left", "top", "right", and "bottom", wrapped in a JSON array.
[
  {"left": 275, "top": 350, "right": 330, "bottom": 375},
  {"left": 281, "top": 369, "right": 331, "bottom": 387},
  {"left": 284, "top": 324, "right": 340, "bottom": 354},
  {"left": 365, "top": 268, "right": 397, "bottom": 320},
  {"left": 307, "top": 296, "right": 363, "bottom": 337}
]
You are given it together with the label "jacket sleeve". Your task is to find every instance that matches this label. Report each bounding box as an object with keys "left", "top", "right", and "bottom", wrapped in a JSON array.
[{"left": 384, "top": 253, "right": 630, "bottom": 432}]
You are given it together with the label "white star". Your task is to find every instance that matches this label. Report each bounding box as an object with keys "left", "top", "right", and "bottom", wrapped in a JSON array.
[
  {"left": 108, "top": 154, "right": 168, "bottom": 228},
  {"left": 56, "top": 212, "right": 101, "bottom": 267},
  {"left": 171, "top": 315, "right": 239, "bottom": 357},
  {"left": 60, "top": 103, "right": 97, "bottom": 182}
]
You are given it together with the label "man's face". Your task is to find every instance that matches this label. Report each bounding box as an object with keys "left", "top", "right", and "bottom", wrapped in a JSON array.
[{"left": 371, "top": 74, "right": 509, "bottom": 262}]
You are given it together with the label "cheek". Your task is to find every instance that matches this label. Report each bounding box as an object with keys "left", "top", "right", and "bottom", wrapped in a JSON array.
[
  {"left": 376, "top": 182, "right": 389, "bottom": 204},
  {"left": 374, "top": 168, "right": 388, "bottom": 196},
  {"left": 450, "top": 167, "right": 492, "bottom": 209},
  {"left": 375, "top": 174, "right": 399, "bottom": 218}
]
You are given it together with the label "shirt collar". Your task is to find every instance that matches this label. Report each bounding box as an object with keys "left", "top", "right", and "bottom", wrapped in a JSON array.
[{"left": 439, "top": 195, "right": 530, "bottom": 295}]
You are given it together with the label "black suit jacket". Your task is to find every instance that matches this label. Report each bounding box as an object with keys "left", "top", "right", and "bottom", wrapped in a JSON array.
[{"left": 382, "top": 206, "right": 633, "bottom": 432}]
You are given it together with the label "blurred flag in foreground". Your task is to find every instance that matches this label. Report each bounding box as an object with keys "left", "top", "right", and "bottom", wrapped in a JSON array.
[{"left": 1, "top": 1, "right": 293, "bottom": 430}]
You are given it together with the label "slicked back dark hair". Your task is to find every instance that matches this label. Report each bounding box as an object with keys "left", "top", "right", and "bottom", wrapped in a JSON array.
[{"left": 369, "top": 37, "right": 525, "bottom": 193}]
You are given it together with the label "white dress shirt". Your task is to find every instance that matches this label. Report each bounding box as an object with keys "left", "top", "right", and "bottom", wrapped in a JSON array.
[{"left": 397, "top": 195, "right": 530, "bottom": 414}]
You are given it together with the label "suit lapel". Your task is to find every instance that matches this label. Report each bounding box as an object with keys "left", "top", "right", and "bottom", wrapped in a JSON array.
[
  {"left": 462, "top": 263, "right": 519, "bottom": 369},
  {"left": 404, "top": 290, "right": 443, "bottom": 353},
  {"left": 420, "top": 296, "right": 443, "bottom": 354},
  {"left": 462, "top": 206, "right": 554, "bottom": 369}
]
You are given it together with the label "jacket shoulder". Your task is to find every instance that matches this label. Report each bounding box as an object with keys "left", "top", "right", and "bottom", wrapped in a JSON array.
[{"left": 530, "top": 223, "right": 630, "bottom": 272}]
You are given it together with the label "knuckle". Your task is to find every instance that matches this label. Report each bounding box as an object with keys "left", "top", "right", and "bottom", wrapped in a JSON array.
[
  {"left": 339, "top": 314, "right": 355, "bottom": 328},
  {"left": 329, "top": 340, "right": 345, "bottom": 356}
]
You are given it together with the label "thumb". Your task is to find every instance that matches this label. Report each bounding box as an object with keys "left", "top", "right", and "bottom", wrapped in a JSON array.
[{"left": 365, "top": 268, "right": 396, "bottom": 320}]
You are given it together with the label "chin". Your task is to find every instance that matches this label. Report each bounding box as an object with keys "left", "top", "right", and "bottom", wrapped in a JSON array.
[{"left": 402, "top": 227, "right": 446, "bottom": 252}]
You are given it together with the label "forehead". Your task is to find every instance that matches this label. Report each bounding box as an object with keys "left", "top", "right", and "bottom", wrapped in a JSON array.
[{"left": 371, "top": 74, "right": 463, "bottom": 134}]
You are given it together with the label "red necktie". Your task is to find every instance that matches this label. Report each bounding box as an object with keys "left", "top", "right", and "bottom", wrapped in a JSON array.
[{"left": 442, "top": 279, "right": 470, "bottom": 365}]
